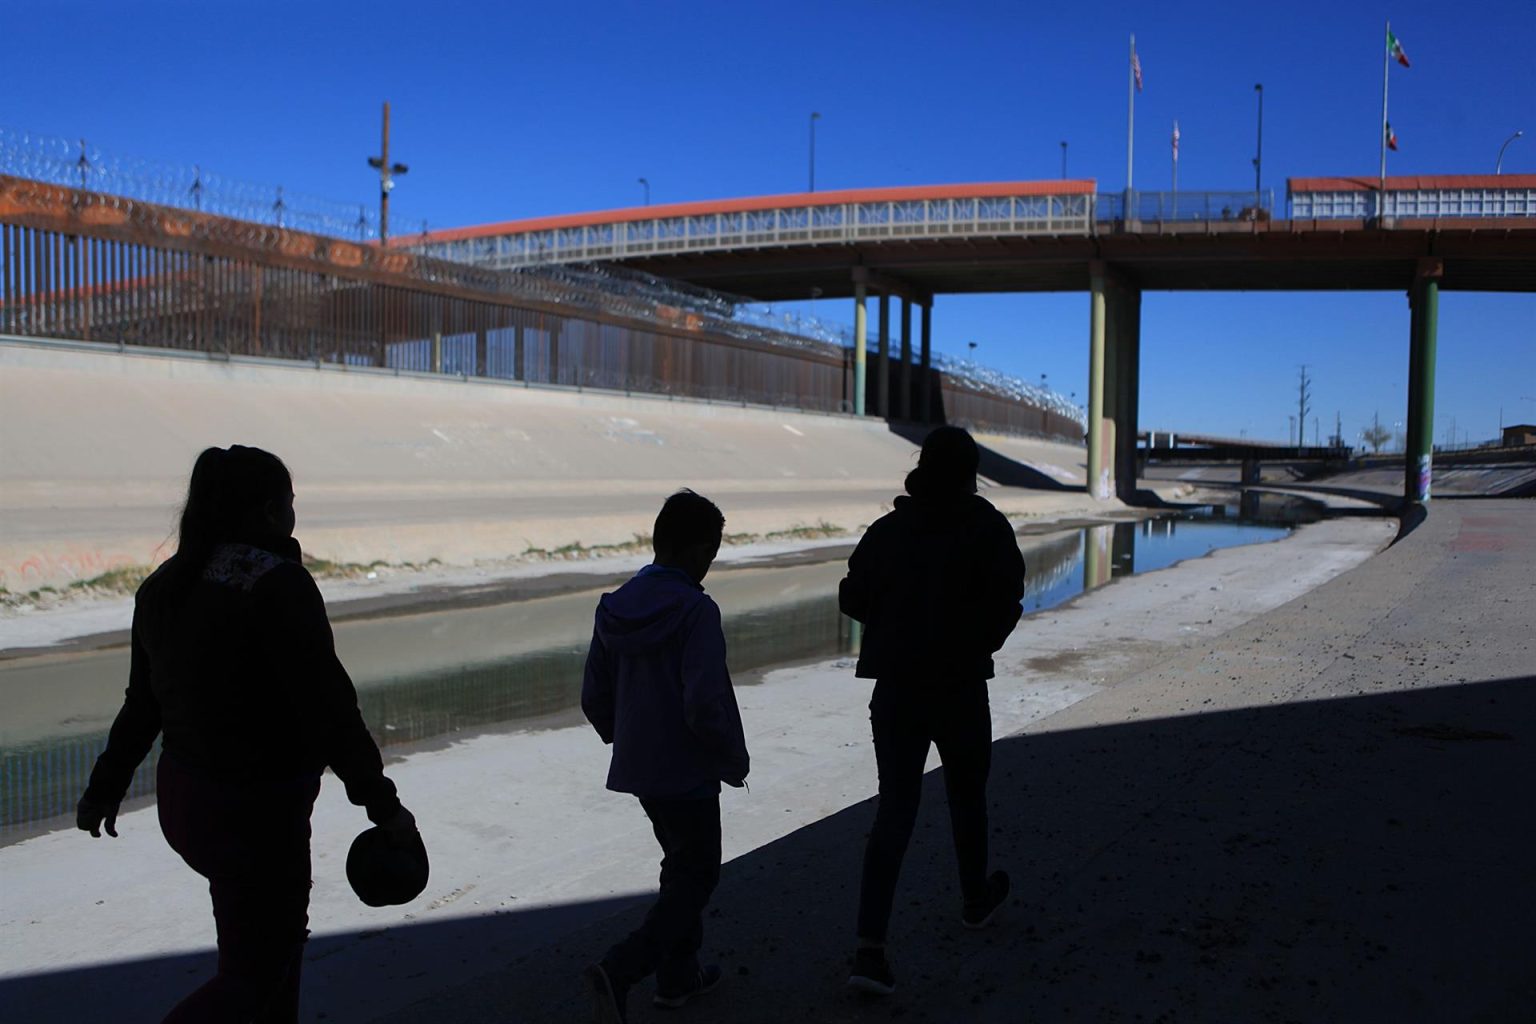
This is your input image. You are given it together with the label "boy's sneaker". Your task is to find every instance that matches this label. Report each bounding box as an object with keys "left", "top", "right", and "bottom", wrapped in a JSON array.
[
  {"left": 847, "top": 946, "right": 896, "bottom": 996},
  {"left": 653, "top": 964, "right": 722, "bottom": 1008},
  {"left": 962, "top": 870, "right": 1012, "bottom": 929},
  {"left": 583, "top": 962, "right": 628, "bottom": 1024}
]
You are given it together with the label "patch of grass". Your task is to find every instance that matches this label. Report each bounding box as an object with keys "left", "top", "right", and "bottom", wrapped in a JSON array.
[
  {"left": 518, "top": 522, "right": 849, "bottom": 563},
  {"left": 521, "top": 534, "right": 653, "bottom": 561},
  {"left": 1, "top": 564, "right": 154, "bottom": 609},
  {"left": 301, "top": 554, "right": 445, "bottom": 578},
  {"left": 762, "top": 520, "right": 844, "bottom": 542},
  {"left": 66, "top": 565, "right": 154, "bottom": 594}
]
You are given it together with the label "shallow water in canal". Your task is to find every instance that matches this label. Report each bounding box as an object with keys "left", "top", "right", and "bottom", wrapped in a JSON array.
[{"left": 0, "top": 508, "right": 1292, "bottom": 840}]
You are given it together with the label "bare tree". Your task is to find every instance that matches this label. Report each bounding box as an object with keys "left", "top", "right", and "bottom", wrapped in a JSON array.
[{"left": 1362, "top": 412, "right": 1392, "bottom": 453}]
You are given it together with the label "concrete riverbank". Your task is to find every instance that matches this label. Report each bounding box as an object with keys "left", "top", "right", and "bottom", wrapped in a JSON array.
[
  {"left": 0, "top": 338, "right": 1099, "bottom": 599},
  {"left": 0, "top": 500, "right": 1413, "bottom": 1022}
]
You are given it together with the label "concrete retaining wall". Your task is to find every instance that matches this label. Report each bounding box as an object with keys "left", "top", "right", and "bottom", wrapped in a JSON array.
[{"left": 0, "top": 338, "right": 1088, "bottom": 590}]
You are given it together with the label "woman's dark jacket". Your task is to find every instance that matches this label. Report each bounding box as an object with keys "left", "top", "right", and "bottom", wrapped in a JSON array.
[
  {"left": 82, "top": 541, "right": 401, "bottom": 823},
  {"left": 840, "top": 493, "right": 1026, "bottom": 682}
]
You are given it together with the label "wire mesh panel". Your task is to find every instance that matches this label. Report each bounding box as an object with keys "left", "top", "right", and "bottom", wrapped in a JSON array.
[{"left": 0, "top": 173, "right": 1077, "bottom": 438}]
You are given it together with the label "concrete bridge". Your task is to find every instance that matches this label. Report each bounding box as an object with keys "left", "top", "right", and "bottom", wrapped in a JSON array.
[{"left": 414, "top": 174, "right": 1536, "bottom": 506}]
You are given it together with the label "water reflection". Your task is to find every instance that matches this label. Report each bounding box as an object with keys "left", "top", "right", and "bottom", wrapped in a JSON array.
[
  {"left": 0, "top": 512, "right": 1290, "bottom": 839},
  {"left": 362, "top": 595, "right": 854, "bottom": 748}
]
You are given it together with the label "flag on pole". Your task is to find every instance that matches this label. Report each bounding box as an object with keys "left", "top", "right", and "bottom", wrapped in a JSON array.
[
  {"left": 1387, "top": 28, "right": 1410, "bottom": 67},
  {"left": 1172, "top": 120, "right": 1180, "bottom": 160},
  {"left": 1386, "top": 121, "right": 1399, "bottom": 151},
  {"left": 1132, "top": 46, "right": 1144, "bottom": 91}
]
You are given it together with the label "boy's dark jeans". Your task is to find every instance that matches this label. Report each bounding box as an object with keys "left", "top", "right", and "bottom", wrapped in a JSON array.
[
  {"left": 856, "top": 677, "right": 992, "bottom": 943},
  {"left": 603, "top": 794, "right": 722, "bottom": 991},
  {"left": 157, "top": 753, "right": 320, "bottom": 1024}
]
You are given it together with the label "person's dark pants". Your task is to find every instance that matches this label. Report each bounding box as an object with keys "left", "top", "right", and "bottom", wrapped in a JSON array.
[
  {"left": 156, "top": 753, "right": 321, "bottom": 1024},
  {"left": 856, "top": 677, "right": 992, "bottom": 943},
  {"left": 602, "top": 794, "right": 722, "bottom": 992}
]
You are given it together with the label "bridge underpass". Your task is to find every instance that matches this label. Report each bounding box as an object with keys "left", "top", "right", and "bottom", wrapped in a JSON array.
[{"left": 415, "top": 174, "right": 1536, "bottom": 506}]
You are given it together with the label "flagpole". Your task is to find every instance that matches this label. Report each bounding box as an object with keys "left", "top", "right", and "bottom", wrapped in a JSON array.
[
  {"left": 1379, "top": 19, "right": 1390, "bottom": 220},
  {"left": 1127, "top": 33, "right": 1136, "bottom": 196},
  {"left": 1171, "top": 121, "right": 1178, "bottom": 219},
  {"left": 1172, "top": 121, "right": 1178, "bottom": 194}
]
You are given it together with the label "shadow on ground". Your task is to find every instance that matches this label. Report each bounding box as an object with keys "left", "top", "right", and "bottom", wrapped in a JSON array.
[{"left": 9, "top": 677, "right": 1529, "bottom": 1023}]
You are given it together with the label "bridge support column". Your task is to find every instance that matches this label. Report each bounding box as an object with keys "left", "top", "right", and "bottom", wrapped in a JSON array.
[
  {"left": 877, "top": 292, "right": 890, "bottom": 418},
  {"left": 919, "top": 301, "right": 932, "bottom": 424},
  {"left": 1087, "top": 263, "right": 1143, "bottom": 500},
  {"left": 853, "top": 282, "right": 867, "bottom": 416},
  {"left": 1087, "top": 270, "right": 1109, "bottom": 498},
  {"left": 900, "top": 298, "right": 913, "bottom": 421},
  {"left": 1404, "top": 258, "right": 1441, "bottom": 503},
  {"left": 1109, "top": 280, "right": 1142, "bottom": 500}
]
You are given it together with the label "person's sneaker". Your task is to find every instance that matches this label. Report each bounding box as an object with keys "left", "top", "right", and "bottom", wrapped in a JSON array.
[
  {"left": 847, "top": 946, "right": 896, "bottom": 996},
  {"left": 962, "top": 870, "right": 1011, "bottom": 929},
  {"left": 582, "top": 962, "right": 628, "bottom": 1024},
  {"left": 653, "top": 964, "right": 723, "bottom": 1008}
]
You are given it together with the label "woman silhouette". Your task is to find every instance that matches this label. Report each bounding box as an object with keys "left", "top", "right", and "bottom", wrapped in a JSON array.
[{"left": 77, "top": 445, "right": 417, "bottom": 1023}]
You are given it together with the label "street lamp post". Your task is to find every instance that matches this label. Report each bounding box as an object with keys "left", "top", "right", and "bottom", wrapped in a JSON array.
[
  {"left": 1060, "top": 141, "right": 1068, "bottom": 179},
  {"left": 1496, "top": 130, "right": 1524, "bottom": 174},
  {"left": 809, "top": 112, "right": 821, "bottom": 192},
  {"left": 1253, "top": 83, "right": 1264, "bottom": 215},
  {"left": 637, "top": 177, "right": 650, "bottom": 206},
  {"left": 366, "top": 101, "right": 409, "bottom": 242}
]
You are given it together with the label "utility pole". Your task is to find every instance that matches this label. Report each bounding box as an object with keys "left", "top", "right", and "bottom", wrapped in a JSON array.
[
  {"left": 1297, "top": 365, "right": 1311, "bottom": 448},
  {"left": 1288, "top": 415, "right": 1296, "bottom": 445},
  {"left": 367, "top": 102, "right": 409, "bottom": 242}
]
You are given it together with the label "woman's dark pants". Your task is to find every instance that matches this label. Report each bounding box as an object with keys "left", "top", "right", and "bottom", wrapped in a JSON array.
[
  {"left": 856, "top": 678, "right": 992, "bottom": 943},
  {"left": 602, "top": 794, "right": 722, "bottom": 992},
  {"left": 156, "top": 754, "right": 321, "bottom": 1024}
]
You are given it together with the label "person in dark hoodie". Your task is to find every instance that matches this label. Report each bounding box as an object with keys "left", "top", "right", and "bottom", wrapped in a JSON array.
[
  {"left": 580, "top": 489, "right": 749, "bottom": 1024},
  {"left": 839, "top": 426, "right": 1026, "bottom": 995},
  {"left": 76, "top": 446, "right": 417, "bottom": 1023}
]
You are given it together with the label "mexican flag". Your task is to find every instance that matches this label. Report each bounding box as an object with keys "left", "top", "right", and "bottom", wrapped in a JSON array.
[
  {"left": 1386, "top": 122, "right": 1399, "bottom": 151},
  {"left": 1388, "top": 28, "right": 1410, "bottom": 68}
]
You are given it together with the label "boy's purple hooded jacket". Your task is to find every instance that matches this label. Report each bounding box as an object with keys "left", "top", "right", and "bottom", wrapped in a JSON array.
[{"left": 581, "top": 564, "right": 750, "bottom": 798}]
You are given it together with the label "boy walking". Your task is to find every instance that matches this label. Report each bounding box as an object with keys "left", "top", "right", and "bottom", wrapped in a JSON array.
[{"left": 581, "top": 489, "right": 750, "bottom": 1023}]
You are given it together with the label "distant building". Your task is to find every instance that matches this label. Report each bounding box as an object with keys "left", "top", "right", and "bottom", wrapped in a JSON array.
[{"left": 1501, "top": 424, "right": 1536, "bottom": 447}]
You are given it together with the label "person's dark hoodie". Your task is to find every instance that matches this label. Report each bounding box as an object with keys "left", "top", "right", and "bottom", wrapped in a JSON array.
[
  {"left": 82, "top": 540, "right": 402, "bottom": 823},
  {"left": 582, "top": 564, "right": 750, "bottom": 798},
  {"left": 840, "top": 493, "right": 1026, "bottom": 682}
]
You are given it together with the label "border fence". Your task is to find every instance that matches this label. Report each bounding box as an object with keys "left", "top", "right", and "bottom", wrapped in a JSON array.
[{"left": 0, "top": 169, "right": 1083, "bottom": 440}]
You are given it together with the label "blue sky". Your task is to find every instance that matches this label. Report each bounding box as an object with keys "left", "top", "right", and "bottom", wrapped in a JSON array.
[{"left": 9, "top": 0, "right": 1534, "bottom": 442}]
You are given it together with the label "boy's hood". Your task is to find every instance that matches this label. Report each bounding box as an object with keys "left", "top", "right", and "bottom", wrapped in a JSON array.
[{"left": 595, "top": 565, "right": 706, "bottom": 653}]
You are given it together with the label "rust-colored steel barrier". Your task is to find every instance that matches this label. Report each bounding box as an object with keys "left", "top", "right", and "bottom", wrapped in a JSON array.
[{"left": 0, "top": 174, "right": 1079, "bottom": 440}]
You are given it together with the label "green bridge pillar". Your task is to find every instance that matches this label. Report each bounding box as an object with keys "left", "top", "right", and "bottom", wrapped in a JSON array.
[
  {"left": 877, "top": 291, "right": 890, "bottom": 418},
  {"left": 1087, "top": 267, "right": 1109, "bottom": 499},
  {"left": 1109, "top": 279, "right": 1143, "bottom": 501},
  {"left": 853, "top": 281, "right": 867, "bottom": 416},
  {"left": 919, "top": 301, "right": 932, "bottom": 424},
  {"left": 1086, "top": 262, "right": 1143, "bottom": 501},
  {"left": 1405, "top": 258, "right": 1442, "bottom": 503},
  {"left": 899, "top": 298, "right": 913, "bottom": 421}
]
